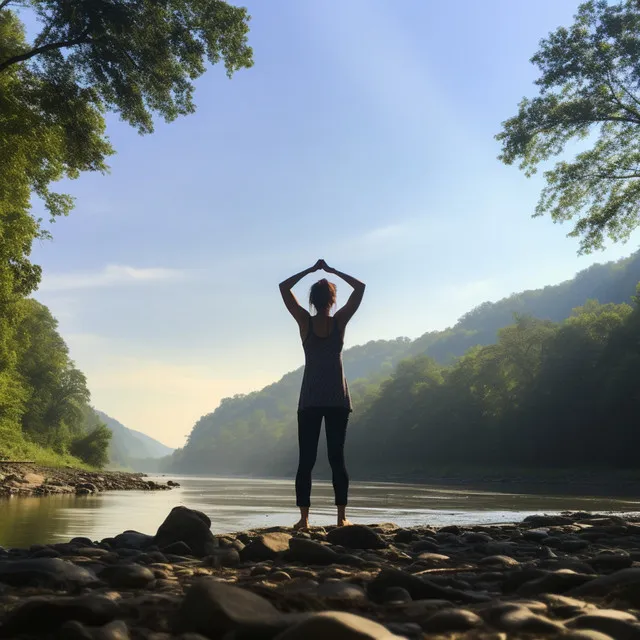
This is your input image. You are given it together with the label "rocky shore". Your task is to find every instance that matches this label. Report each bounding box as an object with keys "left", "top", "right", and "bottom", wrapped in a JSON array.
[
  {"left": 0, "top": 463, "right": 177, "bottom": 498},
  {"left": 2, "top": 509, "right": 640, "bottom": 638}
]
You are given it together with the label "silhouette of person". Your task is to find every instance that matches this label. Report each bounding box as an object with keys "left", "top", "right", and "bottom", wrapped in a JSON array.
[{"left": 279, "top": 259, "right": 366, "bottom": 529}]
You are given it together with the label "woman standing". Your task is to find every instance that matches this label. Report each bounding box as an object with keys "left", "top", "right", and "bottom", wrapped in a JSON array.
[{"left": 279, "top": 259, "right": 366, "bottom": 529}]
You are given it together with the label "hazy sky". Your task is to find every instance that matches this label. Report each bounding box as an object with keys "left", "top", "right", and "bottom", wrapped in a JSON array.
[{"left": 31, "top": 0, "right": 640, "bottom": 448}]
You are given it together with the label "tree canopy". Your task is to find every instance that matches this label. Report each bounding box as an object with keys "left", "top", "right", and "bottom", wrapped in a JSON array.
[{"left": 497, "top": 0, "right": 640, "bottom": 254}]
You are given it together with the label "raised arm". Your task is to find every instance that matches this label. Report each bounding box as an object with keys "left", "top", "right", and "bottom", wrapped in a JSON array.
[
  {"left": 279, "top": 260, "right": 322, "bottom": 324},
  {"left": 323, "top": 261, "right": 366, "bottom": 326}
]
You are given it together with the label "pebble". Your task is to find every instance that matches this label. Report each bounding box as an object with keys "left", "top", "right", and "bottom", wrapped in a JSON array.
[
  {"left": 422, "top": 608, "right": 483, "bottom": 632},
  {"left": 274, "top": 611, "right": 403, "bottom": 639}
]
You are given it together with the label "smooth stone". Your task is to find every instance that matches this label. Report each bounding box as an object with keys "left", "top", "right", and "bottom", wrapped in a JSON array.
[
  {"left": 70, "top": 537, "right": 95, "bottom": 546},
  {"left": 111, "top": 531, "right": 154, "bottom": 550},
  {"left": 382, "top": 586, "right": 412, "bottom": 604},
  {"left": 176, "top": 578, "right": 283, "bottom": 636},
  {"left": 572, "top": 568, "right": 640, "bottom": 596},
  {"left": 317, "top": 581, "right": 368, "bottom": 600},
  {"left": 0, "top": 595, "right": 120, "bottom": 636},
  {"left": 161, "top": 541, "right": 194, "bottom": 556},
  {"left": 56, "top": 621, "right": 93, "bottom": 640},
  {"left": 564, "top": 632, "right": 616, "bottom": 640},
  {"left": 590, "top": 553, "right": 633, "bottom": 571},
  {"left": 540, "top": 594, "right": 595, "bottom": 618},
  {"left": 478, "top": 555, "right": 519, "bottom": 568},
  {"left": 30, "top": 548, "right": 62, "bottom": 559},
  {"left": 335, "top": 554, "right": 367, "bottom": 568},
  {"left": 154, "top": 506, "right": 218, "bottom": 558},
  {"left": 499, "top": 608, "right": 566, "bottom": 633},
  {"left": 326, "top": 525, "right": 387, "bottom": 550},
  {"left": 411, "top": 540, "right": 439, "bottom": 553},
  {"left": 421, "top": 608, "right": 483, "bottom": 632},
  {"left": 414, "top": 552, "right": 449, "bottom": 566},
  {"left": 241, "top": 532, "right": 292, "bottom": 561},
  {"left": 567, "top": 611, "right": 640, "bottom": 639},
  {"left": 205, "top": 548, "right": 240, "bottom": 568},
  {"left": 274, "top": 611, "right": 402, "bottom": 640},
  {"left": 518, "top": 571, "right": 595, "bottom": 596},
  {"left": 288, "top": 538, "right": 339, "bottom": 565},
  {"left": 250, "top": 565, "right": 271, "bottom": 577},
  {"left": 393, "top": 530, "right": 417, "bottom": 544},
  {"left": 99, "top": 563, "right": 155, "bottom": 588},
  {"left": 269, "top": 571, "right": 292, "bottom": 583},
  {"left": 93, "top": 620, "right": 131, "bottom": 640},
  {"left": 0, "top": 557, "right": 98, "bottom": 588}
]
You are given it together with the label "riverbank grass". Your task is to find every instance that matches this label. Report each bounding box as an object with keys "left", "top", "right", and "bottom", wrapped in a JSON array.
[{"left": 0, "top": 427, "right": 93, "bottom": 470}]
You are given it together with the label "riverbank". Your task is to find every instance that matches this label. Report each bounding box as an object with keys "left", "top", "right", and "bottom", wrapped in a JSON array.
[
  {"left": 0, "top": 462, "right": 177, "bottom": 498},
  {"left": 2, "top": 509, "right": 640, "bottom": 638}
]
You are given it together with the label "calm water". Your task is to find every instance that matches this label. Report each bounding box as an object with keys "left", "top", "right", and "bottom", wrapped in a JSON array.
[{"left": 1, "top": 476, "right": 639, "bottom": 548}]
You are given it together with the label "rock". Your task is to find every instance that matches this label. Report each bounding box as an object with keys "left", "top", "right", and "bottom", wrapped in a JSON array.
[
  {"left": 411, "top": 540, "right": 439, "bottom": 553},
  {"left": 571, "top": 568, "right": 640, "bottom": 596},
  {"left": 0, "top": 557, "right": 98, "bottom": 588},
  {"left": 414, "top": 552, "right": 449, "bottom": 566},
  {"left": 317, "top": 581, "right": 368, "bottom": 601},
  {"left": 99, "top": 563, "right": 155, "bottom": 588},
  {"left": 161, "top": 541, "right": 194, "bottom": 556},
  {"left": 31, "top": 547, "right": 62, "bottom": 559},
  {"left": 368, "top": 568, "right": 461, "bottom": 603},
  {"left": 564, "top": 632, "right": 616, "bottom": 640},
  {"left": 590, "top": 552, "right": 633, "bottom": 572},
  {"left": 176, "top": 578, "right": 284, "bottom": 637},
  {"left": 93, "top": 620, "right": 131, "bottom": 640},
  {"left": 288, "top": 538, "right": 339, "bottom": 565},
  {"left": 56, "top": 621, "right": 94, "bottom": 640},
  {"left": 567, "top": 611, "right": 640, "bottom": 639},
  {"left": 154, "top": 507, "right": 218, "bottom": 558},
  {"left": 205, "top": 548, "right": 240, "bottom": 568},
  {"left": 499, "top": 607, "right": 567, "bottom": 633},
  {"left": 422, "top": 608, "right": 483, "bottom": 632},
  {"left": 478, "top": 555, "right": 519, "bottom": 568},
  {"left": 112, "top": 531, "right": 154, "bottom": 550},
  {"left": 524, "top": 515, "right": 574, "bottom": 527},
  {"left": 382, "top": 586, "right": 412, "bottom": 603},
  {"left": 393, "top": 530, "right": 416, "bottom": 544},
  {"left": 269, "top": 571, "right": 292, "bottom": 583},
  {"left": 518, "top": 570, "right": 595, "bottom": 596},
  {"left": 540, "top": 594, "right": 595, "bottom": 618},
  {"left": 241, "top": 532, "right": 292, "bottom": 561},
  {"left": 335, "top": 554, "right": 367, "bottom": 568},
  {"left": 326, "top": 525, "right": 387, "bottom": 550},
  {"left": 70, "top": 537, "right": 95, "bottom": 546},
  {"left": 274, "top": 611, "right": 402, "bottom": 640},
  {"left": 0, "top": 595, "right": 120, "bottom": 636}
]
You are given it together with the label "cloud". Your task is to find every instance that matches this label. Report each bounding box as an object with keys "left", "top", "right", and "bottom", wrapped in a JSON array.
[{"left": 39, "top": 264, "right": 187, "bottom": 292}]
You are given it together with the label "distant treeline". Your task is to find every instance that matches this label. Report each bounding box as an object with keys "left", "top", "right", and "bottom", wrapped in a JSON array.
[{"left": 164, "top": 250, "right": 640, "bottom": 477}]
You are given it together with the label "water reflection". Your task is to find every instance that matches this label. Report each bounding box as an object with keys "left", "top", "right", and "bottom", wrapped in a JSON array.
[{"left": 1, "top": 476, "right": 639, "bottom": 548}]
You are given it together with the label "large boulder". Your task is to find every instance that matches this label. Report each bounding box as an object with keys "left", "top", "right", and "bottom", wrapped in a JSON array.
[
  {"left": 153, "top": 506, "right": 217, "bottom": 557},
  {"left": 327, "top": 525, "right": 387, "bottom": 550}
]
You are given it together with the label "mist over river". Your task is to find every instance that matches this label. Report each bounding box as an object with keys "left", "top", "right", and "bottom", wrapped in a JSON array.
[{"left": 1, "top": 476, "right": 639, "bottom": 548}]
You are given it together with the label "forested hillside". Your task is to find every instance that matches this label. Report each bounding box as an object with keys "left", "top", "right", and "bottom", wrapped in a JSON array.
[
  {"left": 164, "top": 250, "right": 640, "bottom": 476},
  {"left": 0, "top": 300, "right": 111, "bottom": 468},
  {"left": 96, "top": 411, "right": 174, "bottom": 469}
]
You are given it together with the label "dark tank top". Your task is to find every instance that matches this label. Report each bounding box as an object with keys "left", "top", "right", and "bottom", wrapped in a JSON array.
[{"left": 298, "top": 315, "right": 352, "bottom": 412}]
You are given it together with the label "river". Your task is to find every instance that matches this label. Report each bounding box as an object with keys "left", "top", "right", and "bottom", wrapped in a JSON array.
[{"left": 1, "top": 475, "right": 639, "bottom": 548}]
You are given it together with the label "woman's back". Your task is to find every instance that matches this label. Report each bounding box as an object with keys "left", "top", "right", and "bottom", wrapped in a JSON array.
[{"left": 299, "top": 316, "right": 351, "bottom": 411}]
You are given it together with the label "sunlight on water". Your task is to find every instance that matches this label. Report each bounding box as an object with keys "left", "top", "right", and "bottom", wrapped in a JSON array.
[{"left": 0, "top": 476, "right": 639, "bottom": 548}]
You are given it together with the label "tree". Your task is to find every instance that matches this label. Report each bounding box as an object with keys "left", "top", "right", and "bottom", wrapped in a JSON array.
[
  {"left": 497, "top": 0, "right": 640, "bottom": 254},
  {"left": 1, "top": 0, "right": 253, "bottom": 294}
]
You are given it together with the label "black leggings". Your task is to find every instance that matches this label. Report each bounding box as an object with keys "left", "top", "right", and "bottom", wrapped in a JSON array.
[{"left": 295, "top": 407, "right": 350, "bottom": 507}]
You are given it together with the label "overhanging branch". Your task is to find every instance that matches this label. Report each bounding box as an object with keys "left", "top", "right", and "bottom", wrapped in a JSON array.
[{"left": 0, "top": 31, "right": 91, "bottom": 73}]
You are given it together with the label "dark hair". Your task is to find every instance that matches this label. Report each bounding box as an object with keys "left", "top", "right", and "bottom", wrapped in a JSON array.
[{"left": 309, "top": 279, "right": 337, "bottom": 312}]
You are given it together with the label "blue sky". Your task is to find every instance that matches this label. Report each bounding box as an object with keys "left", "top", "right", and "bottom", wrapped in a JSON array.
[{"left": 30, "top": 0, "right": 640, "bottom": 448}]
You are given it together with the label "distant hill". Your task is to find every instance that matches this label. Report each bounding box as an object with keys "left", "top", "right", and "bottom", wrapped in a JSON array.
[
  {"left": 95, "top": 410, "right": 174, "bottom": 469},
  {"left": 163, "top": 249, "right": 640, "bottom": 476}
]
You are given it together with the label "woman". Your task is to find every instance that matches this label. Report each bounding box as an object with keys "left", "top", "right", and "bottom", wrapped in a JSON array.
[{"left": 279, "top": 259, "right": 366, "bottom": 529}]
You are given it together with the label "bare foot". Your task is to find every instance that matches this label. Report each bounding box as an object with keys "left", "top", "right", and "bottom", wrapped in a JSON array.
[
  {"left": 293, "top": 519, "right": 310, "bottom": 531},
  {"left": 337, "top": 518, "right": 353, "bottom": 527}
]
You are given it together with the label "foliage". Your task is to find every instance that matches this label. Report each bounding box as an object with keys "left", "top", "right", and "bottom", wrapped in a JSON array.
[
  {"left": 497, "top": 0, "right": 640, "bottom": 253},
  {"left": 0, "top": 0, "right": 251, "bottom": 468},
  {"left": 164, "top": 251, "right": 640, "bottom": 476},
  {"left": 0, "top": 299, "right": 111, "bottom": 467}
]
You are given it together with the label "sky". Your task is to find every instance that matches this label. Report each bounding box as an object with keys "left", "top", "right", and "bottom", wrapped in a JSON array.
[{"left": 28, "top": 0, "right": 640, "bottom": 448}]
